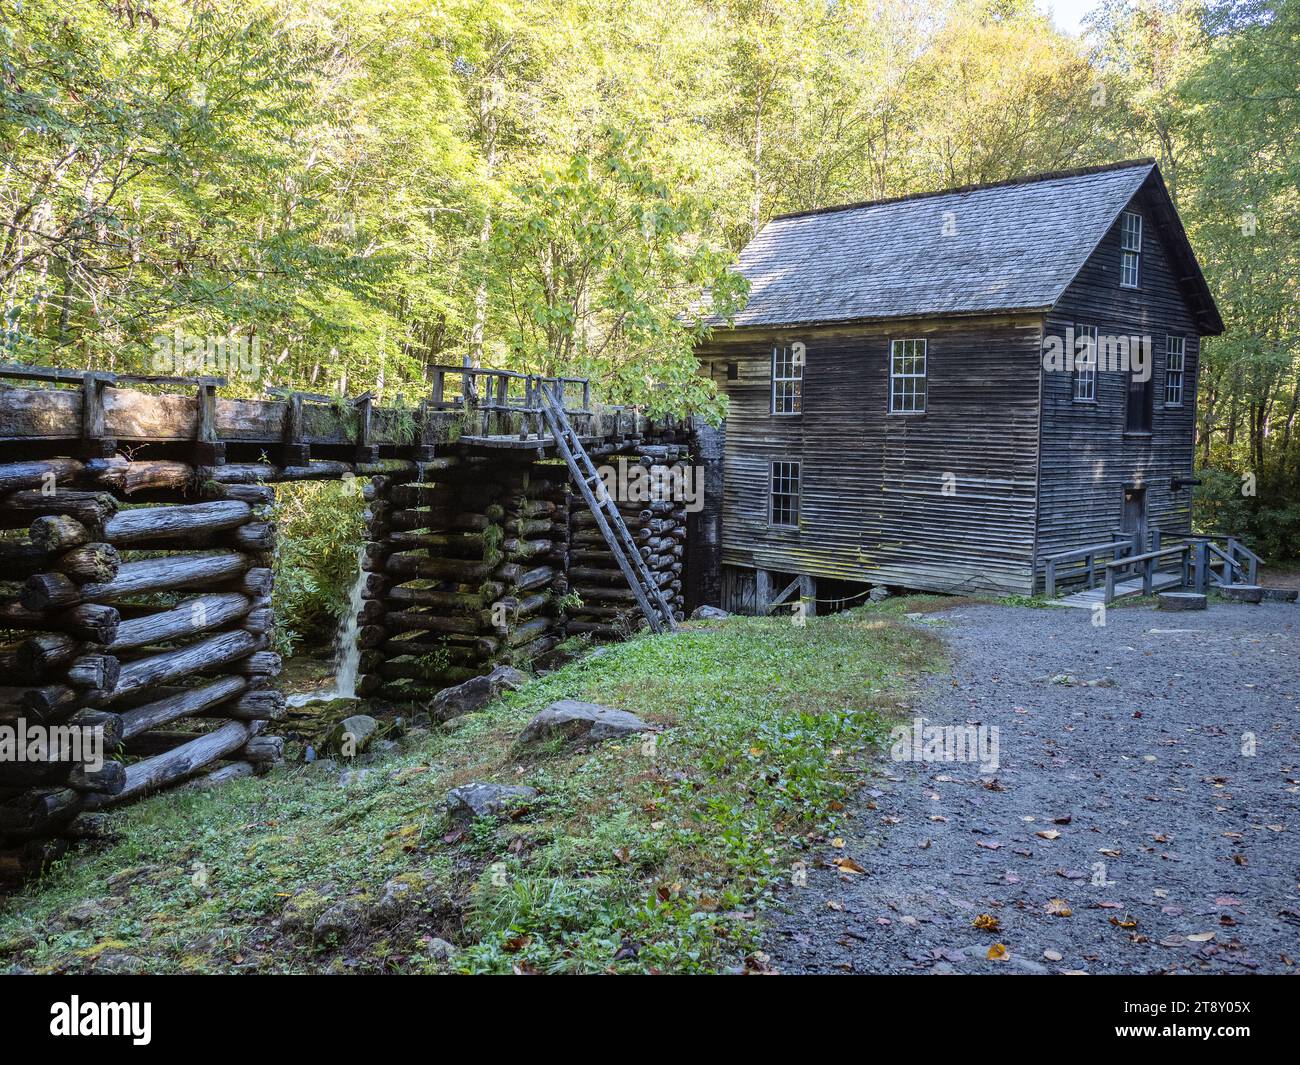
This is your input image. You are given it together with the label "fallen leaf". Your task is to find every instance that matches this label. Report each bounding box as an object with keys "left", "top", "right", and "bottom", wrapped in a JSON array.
[
  {"left": 1036, "top": 829, "right": 1062, "bottom": 841},
  {"left": 1043, "top": 949, "right": 1063, "bottom": 962},
  {"left": 987, "top": 943, "right": 1009, "bottom": 960},
  {"left": 1187, "top": 931, "right": 1216, "bottom": 943},
  {"left": 1109, "top": 915, "right": 1138, "bottom": 929},
  {"left": 833, "top": 856, "right": 866, "bottom": 875},
  {"left": 1045, "top": 898, "right": 1073, "bottom": 917},
  {"left": 973, "top": 913, "right": 1001, "bottom": 932}
]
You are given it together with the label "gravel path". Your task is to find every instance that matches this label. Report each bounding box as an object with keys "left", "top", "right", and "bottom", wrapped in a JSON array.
[{"left": 766, "top": 600, "right": 1300, "bottom": 974}]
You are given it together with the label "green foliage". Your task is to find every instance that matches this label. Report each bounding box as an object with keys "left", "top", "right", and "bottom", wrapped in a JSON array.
[
  {"left": 0, "top": 606, "right": 942, "bottom": 974},
  {"left": 271, "top": 480, "right": 365, "bottom": 650}
]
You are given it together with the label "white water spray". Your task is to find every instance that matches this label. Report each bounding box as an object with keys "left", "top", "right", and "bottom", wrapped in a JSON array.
[{"left": 286, "top": 546, "right": 367, "bottom": 708}]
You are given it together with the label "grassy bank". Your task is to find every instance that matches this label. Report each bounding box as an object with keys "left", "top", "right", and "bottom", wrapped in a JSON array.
[{"left": 0, "top": 605, "right": 943, "bottom": 975}]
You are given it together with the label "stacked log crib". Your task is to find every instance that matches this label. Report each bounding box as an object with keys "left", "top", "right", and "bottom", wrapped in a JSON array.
[
  {"left": 0, "top": 457, "right": 288, "bottom": 880},
  {"left": 0, "top": 364, "right": 707, "bottom": 881}
]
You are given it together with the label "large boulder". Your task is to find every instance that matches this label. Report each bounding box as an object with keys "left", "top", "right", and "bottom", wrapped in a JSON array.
[
  {"left": 514, "top": 699, "right": 652, "bottom": 751},
  {"left": 690, "top": 605, "right": 730, "bottom": 620},
  {"left": 322, "top": 714, "right": 379, "bottom": 756},
  {"left": 428, "top": 666, "right": 530, "bottom": 723},
  {"left": 446, "top": 782, "right": 538, "bottom": 824}
]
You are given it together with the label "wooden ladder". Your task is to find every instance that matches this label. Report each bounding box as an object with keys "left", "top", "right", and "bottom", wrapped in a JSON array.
[{"left": 537, "top": 384, "right": 678, "bottom": 634}]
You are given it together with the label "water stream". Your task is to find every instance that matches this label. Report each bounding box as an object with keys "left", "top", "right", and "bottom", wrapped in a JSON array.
[{"left": 286, "top": 546, "right": 368, "bottom": 708}]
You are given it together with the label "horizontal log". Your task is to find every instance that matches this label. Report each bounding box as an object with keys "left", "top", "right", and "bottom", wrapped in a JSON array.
[
  {"left": 84, "top": 457, "right": 195, "bottom": 496},
  {"left": 109, "top": 592, "right": 251, "bottom": 651},
  {"left": 0, "top": 489, "right": 117, "bottom": 535},
  {"left": 182, "top": 761, "right": 255, "bottom": 790},
  {"left": 94, "top": 629, "right": 261, "bottom": 705},
  {"left": 212, "top": 689, "right": 286, "bottom": 722},
  {"left": 0, "top": 457, "right": 85, "bottom": 494},
  {"left": 22, "top": 550, "right": 249, "bottom": 610},
  {"left": 67, "top": 654, "right": 121, "bottom": 690},
  {"left": 101, "top": 500, "right": 251, "bottom": 545},
  {"left": 241, "top": 735, "right": 284, "bottom": 764},
  {"left": 200, "top": 482, "right": 275, "bottom": 506},
  {"left": 0, "top": 787, "right": 82, "bottom": 838},
  {"left": 85, "top": 721, "right": 251, "bottom": 809},
  {"left": 384, "top": 611, "right": 483, "bottom": 636},
  {"left": 54, "top": 542, "right": 120, "bottom": 584},
  {"left": 66, "top": 760, "right": 126, "bottom": 795},
  {"left": 119, "top": 675, "right": 247, "bottom": 739},
  {"left": 27, "top": 514, "right": 91, "bottom": 553}
]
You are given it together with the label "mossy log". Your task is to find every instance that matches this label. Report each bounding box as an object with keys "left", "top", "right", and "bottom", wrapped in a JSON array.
[
  {"left": 100, "top": 500, "right": 251, "bottom": 545},
  {"left": 0, "top": 601, "right": 119, "bottom": 645},
  {"left": 0, "top": 489, "right": 118, "bottom": 535}
]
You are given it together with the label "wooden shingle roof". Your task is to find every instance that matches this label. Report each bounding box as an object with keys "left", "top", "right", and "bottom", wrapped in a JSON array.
[{"left": 713, "top": 160, "right": 1223, "bottom": 334}]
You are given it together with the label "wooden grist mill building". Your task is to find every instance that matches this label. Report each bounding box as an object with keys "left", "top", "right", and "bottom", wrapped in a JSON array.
[{"left": 695, "top": 160, "right": 1227, "bottom": 611}]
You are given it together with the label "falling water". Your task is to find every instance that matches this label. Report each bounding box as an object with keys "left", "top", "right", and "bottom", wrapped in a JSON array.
[{"left": 286, "top": 546, "right": 368, "bottom": 708}]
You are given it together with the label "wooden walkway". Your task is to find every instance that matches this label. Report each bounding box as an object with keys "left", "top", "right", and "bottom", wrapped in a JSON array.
[{"left": 1050, "top": 569, "right": 1184, "bottom": 609}]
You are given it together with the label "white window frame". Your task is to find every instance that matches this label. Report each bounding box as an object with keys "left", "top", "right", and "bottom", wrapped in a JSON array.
[
  {"left": 1165, "top": 335, "right": 1185, "bottom": 407},
  {"left": 888, "top": 338, "right": 927, "bottom": 414},
  {"left": 769, "top": 460, "right": 800, "bottom": 528},
  {"left": 771, "top": 345, "right": 803, "bottom": 415},
  {"left": 1120, "top": 211, "right": 1142, "bottom": 289},
  {"left": 1073, "top": 324, "right": 1098, "bottom": 402}
]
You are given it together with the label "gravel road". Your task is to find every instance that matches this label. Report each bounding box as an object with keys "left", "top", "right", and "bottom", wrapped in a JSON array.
[{"left": 766, "top": 600, "right": 1300, "bottom": 974}]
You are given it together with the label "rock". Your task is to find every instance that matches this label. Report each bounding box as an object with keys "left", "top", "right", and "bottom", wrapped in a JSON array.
[
  {"left": 1218, "top": 584, "right": 1264, "bottom": 603},
  {"left": 1158, "top": 591, "right": 1207, "bottom": 611},
  {"left": 372, "top": 874, "right": 422, "bottom": 923},
  {"left": 427, "top": 665, "right": 529, "bottom": 723},
  {"left": 63, "top": 896, "right": 126, "bottom": 928},
  {"left": 690, "top": 605, "right": 730, "bottom": 620},
  {"left": 868, "top": 585, "right": 890, "bottom": 603},
  {"left": 446, "top": 782, "right": 538, "bottom": 823},
  {"left": 106, "top": 864, "right": 161, "bottom": 892},
  {"left": 312, "top": 896, "right": 371, "bottom": 943},
  {"left": 514, "top": 699, "right": 652, "bottom": 750},
  {"left": 91, "top": 952, "right": 147, "bottom": 974},
  {"left": 1262, "top": 587, "right": 1298, "bottom": 602},
  {"left": 323, "top": 714, "right": 380, "bottom": 756},
  {"left": 338, "top": 768, "right": 371, "bottom": 788},
  {"left": 427, "top": 937, "right": 457, "bottom": 962},
  {"left": 281, "top": 890, "right": 332, "bottom": 932}
]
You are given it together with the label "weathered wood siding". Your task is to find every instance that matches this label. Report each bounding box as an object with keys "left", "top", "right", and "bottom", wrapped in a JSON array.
[
  {"left": 1036, "top": 184, "right": 1202, "bottom": 585},
  {"left": 698, "top": 314, "right": 1044, "bottom": 598}
]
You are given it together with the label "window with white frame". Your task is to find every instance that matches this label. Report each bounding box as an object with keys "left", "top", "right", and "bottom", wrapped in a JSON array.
[
  {"left": 771, "top": 345, "right": 803, "bottom": 415},
  {"left": 770, "top": 461, "right": 800, "bottom": 527},
  {"left": 1120, "top": 211, "right": 1142, "bottom": 288},
  {"left": 1165, "top": 335, "right": 1186, "bottom": 406},
  {"left": 1073, "top": 324, "right": 1098, "bottom": 402},
  {"left": 889, "top": 338, "right": 927, "bottom": 413}
]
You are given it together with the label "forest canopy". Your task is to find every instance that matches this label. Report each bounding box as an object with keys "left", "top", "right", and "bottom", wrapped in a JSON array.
[{"left": 1, "top": 0, "right": 1297, "bottom": 552}]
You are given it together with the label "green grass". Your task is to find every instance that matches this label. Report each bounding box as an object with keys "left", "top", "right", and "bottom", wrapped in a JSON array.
[{"left": 0, "top": 604, "right": 943, "bottom": 975}]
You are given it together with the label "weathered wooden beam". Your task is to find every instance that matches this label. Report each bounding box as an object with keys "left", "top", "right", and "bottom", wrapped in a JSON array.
[{"left": 84, "top": 721, "right": 251, "bottom": 809}]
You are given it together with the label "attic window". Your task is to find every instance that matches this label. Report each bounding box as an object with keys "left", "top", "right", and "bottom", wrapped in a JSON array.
[
  {"left": 771, "top": 345, "right": 802, "bottom": 415},
  {"left": 889, "top": 339, "right": 926, "bottom": 413},
  {"left": 1120, "top": 211, "right": 1142, "bottom": 288}
]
